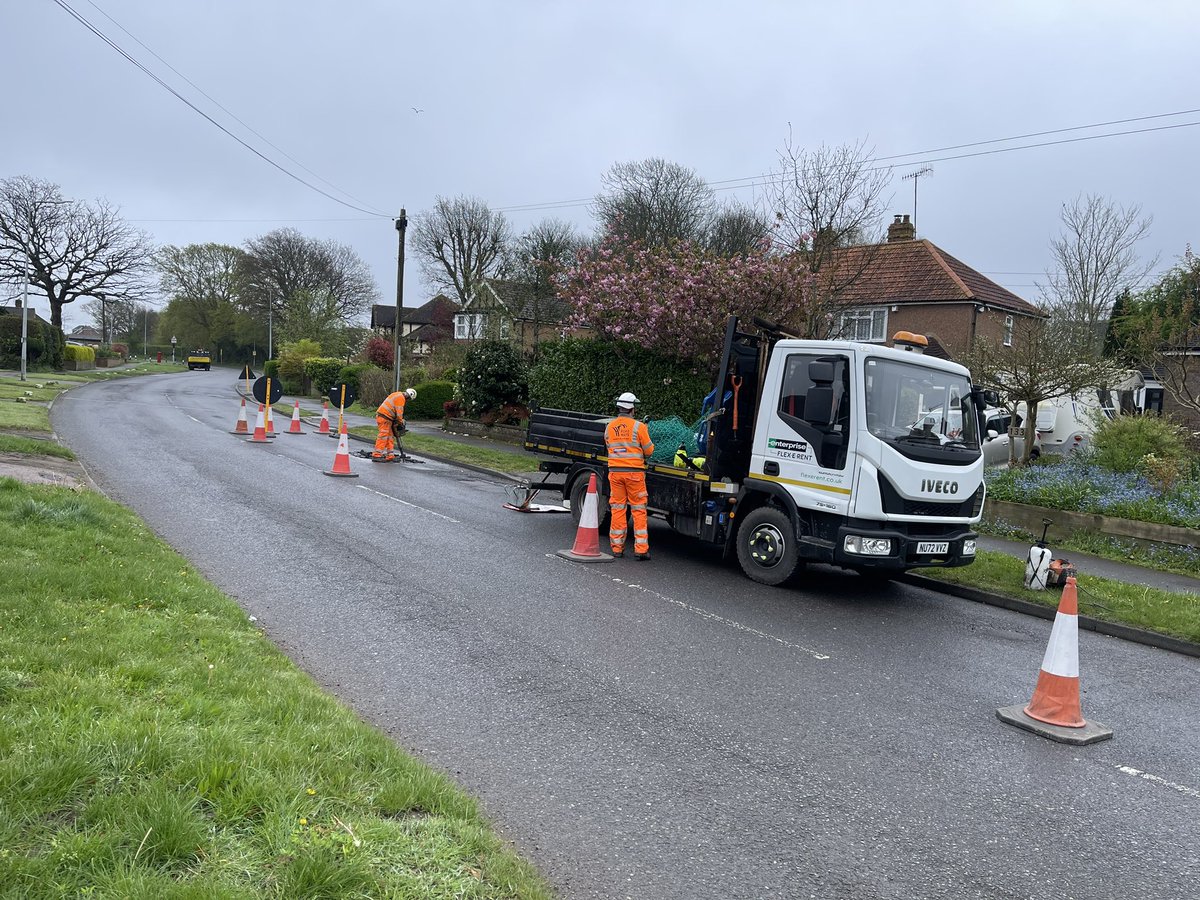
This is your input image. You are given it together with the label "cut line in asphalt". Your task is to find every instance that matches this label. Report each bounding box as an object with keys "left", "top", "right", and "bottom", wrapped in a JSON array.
[
  {"left": 1115, "top": 765, "right": 1200, "bottom": 800},
  {"left": 548, "top": 553, "right": 831, "bottom": 661}
]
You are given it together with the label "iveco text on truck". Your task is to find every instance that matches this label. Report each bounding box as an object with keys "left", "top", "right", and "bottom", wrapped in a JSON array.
[{"left": 525, "top": 317, "right": 987, "bottom": 586}]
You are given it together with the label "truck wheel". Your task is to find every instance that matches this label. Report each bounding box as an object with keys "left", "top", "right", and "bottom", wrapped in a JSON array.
[
  {"left": 737, "top": 506, "right": 800, "bottom": 586},
  {"left": 569, "top": 471, "right": 609, "bottom": 532}
]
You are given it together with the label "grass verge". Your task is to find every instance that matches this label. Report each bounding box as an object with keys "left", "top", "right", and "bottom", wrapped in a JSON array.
[
  {"left": 0, "top": 478, "right": 550, "bottom": 898},
  {"left": 920, "top": 549, "right": 1200, "bottom": 643},
  {"left": 347, "top": 426, "right": 539, "bottom": 473},
  {"left": 0, "top": 434, "right": 75, "bottom": 459}
]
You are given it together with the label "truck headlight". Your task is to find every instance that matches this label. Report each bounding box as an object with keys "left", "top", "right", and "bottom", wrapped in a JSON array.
[
  {"left": 963, "top": 539, "right": 977, "bottom": 556},
  {"left": 844, "top": 535, "right": 892, "bottom": 556}
]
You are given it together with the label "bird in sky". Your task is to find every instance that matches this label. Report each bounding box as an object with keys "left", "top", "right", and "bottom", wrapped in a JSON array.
[{"left": 411, "top": 107, "right": 423, "bottom": 114}]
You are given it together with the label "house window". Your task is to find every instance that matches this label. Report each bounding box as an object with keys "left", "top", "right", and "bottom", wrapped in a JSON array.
[
  {"left": 1003, "top": 315, "right": 1014, "bottom": 347},
  {"left": 454, "top": 313, "right": 485, "bottom": 339},
  {"left": 838, "top": 308, "right": 888, "bottom": 342}
]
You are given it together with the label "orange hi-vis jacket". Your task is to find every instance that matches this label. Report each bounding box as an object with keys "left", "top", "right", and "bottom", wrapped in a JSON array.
[
  {"left": 604, "top": 415, "right": 654, "bottom": 469},
  {"left": 376, "top": 391, "right": 408, "bottom": 423}
]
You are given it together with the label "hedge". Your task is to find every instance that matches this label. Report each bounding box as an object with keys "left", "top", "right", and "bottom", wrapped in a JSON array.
[
  {"left": 528, "top": 338, "right": 713, "bottom": 421},
  {"left": 406, "top": 381, "right": 455, "bottom": 419},
  {"left": 338, "top": 363, "right": 377, "bottom": 396},
  {"left": 0, "top": 317, "right": 65, "bottom": 370},
  {"left": 304, "top": 357, "right": 344, "bottom": 395},
  {"left": 64, "top": 344, "right": 96, "bottom": 363}
]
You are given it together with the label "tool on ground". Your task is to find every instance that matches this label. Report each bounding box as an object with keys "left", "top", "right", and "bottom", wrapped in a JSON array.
[
  {"left": 1024, "top": 518, "right": 1054, "bottom": 590},
  {"left": 555, "top": 473, "right": 613, "bottom": 562},
  {"left": 996, "top": 576, "right": 1113, "bottom": 744},
  {"left": 503, "top": 471, "right": 569, "bottom": 513}
]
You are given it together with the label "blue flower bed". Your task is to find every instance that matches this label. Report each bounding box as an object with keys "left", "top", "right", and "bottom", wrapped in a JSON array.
[{"left": 985, "top": 455, "right": 1200, "bottom": 529}]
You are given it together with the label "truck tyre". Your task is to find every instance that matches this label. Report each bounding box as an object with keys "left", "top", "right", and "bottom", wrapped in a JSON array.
[
  {"left": 569, "top": 470, "right": 610, "bottom": 532},
  {"left": 736, "top": 506, "right": 800, "bottom": 586}
]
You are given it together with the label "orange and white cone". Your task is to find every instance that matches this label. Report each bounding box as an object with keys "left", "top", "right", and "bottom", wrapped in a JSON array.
[
  {"left": 323, "top": 421, "right": 359, "bottom": 478},
  {"left": 556, "top": 473, "right": 612, "bottom": 562},
  {"left": 317, "top": 400, "right": 331, "bottom": 435},
  {"left": 284, "top": 400, "right": 306, "bottom": 434},
  {"left": 265, "top": 404, "right": 276, "bottom": 436},
  {"left": 246, "top": 403, "right": 274, "bottom": 443},
  {"left": 230, "top": 396, "right": 250, "bottom": 434},
  {"left": 996, "top": 577, "right": 1112, "bottom": 744}
]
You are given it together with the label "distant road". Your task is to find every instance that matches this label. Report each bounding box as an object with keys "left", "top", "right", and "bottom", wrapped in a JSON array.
[{"left": 53, "top": 371, "right": 1200, "bottom": 900}]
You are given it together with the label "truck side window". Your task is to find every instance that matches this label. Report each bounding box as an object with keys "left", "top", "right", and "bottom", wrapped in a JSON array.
[{"left": 777, "top": 353, "right": 850, "bottom": 469}]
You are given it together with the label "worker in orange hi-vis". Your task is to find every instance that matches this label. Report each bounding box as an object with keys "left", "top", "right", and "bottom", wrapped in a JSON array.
[
  {"left": 373, "top": 388, "right": 416, "bottom": 460},
  {"left": 604, "top": 392, "right": 655, "bottom": 560}
]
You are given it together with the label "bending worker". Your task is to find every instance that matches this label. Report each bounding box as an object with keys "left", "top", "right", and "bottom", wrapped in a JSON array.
[
  {"left": 373, "top": 387, "right": 416, "bottom": 461},
  {"left": 604, "top": 391, "right": 655, "bottom": 560}
]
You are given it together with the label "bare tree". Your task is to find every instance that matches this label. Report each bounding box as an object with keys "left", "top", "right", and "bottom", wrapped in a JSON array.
[
  {"left": 764, "top": 136, "right": 892, "bottom": 260},
  {"left": 501, "top": 218, "right": 585, "bottom": 357},
  {"left": 0, "top": 176, "right": 154, "bottom": 328},
  {"left": 594, "top": 158, "right": 715, "bottom": 248},
  {"left": 964, "top": 316, "right": 1126, "bottom": 465},
  {"left": 705, "top": 202, "right": 772, "bottom": 257},
  {"left": 411, "top": 196, "right": 511, "bottom": 308},
  {"left": 240, "top": 229, "right": 378, "bottom": 347},
  {"left": 1041, "top": 193, "right": 1155, "bottom": 355}
]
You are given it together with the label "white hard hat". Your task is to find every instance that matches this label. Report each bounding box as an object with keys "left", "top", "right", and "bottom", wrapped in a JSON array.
[
  {"left": 616, "top": 391, "right": 640, "bottom": 409},
  {"left": 405, "top": 388, "right": 417, "bottom": 400}
]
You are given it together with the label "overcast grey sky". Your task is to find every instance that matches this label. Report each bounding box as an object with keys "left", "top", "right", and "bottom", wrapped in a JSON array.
[{"left": 4, "top": 0, "right": 1196, "bottom": 334}]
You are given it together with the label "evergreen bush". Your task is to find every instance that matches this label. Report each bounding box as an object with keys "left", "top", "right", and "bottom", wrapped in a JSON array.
[
  {"left": 64, "top": 344, "right": 95, "bottom": 363},
  {"left": 264, "top": 360, "right": 279, "bottom": 379},
  {"left": 1089, "top": 414, "right": 1190, "bottom": 474},
  {"left": 529, "top": 338, "right": 712, "bottom": 421},
  {"left": 337, "top": 363, "right": 376, "bottom": 396},
  {"left": 277, "top": 339, "right": 322, "bottom": 395},
  {"left": 304, "top": 357, "right": 344, "bottom": 395},
  {"left": 458, "top": 341, "right": 528, "bottom": 417},
  {"left": 406, "top": 381, "right": 455, "bottom": 419}
]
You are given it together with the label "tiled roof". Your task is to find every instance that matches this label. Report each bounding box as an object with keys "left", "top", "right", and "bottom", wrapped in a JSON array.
[
  {"left": 832, "top": 239, "right": 1044, "bottom": 317},
  {"left": 371, "top": 294, "right": 460, "bottom": 329},
  {"left": 0, "top": 305, "right": 51, "bottom": 327}
]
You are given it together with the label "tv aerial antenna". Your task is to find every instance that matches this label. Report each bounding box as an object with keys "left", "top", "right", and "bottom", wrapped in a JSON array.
[{"left": 901, "top": 167, "right": 934, "bottom": 234}]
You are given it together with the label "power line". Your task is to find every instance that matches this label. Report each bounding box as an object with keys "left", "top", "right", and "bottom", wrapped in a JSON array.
[
  {"left": 82, "top": 0, "right": 388, "bottom": 217},
  {"left": 50, "top": 0, "right": 390, "bottom": 219}
]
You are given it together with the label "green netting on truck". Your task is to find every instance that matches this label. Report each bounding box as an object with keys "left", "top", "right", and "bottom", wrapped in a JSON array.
[{"left": 646, "top": 416, "right": 703, "bottom": 466}]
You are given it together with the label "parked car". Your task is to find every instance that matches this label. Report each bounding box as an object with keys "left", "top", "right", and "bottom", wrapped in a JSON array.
[{"left": 981, "top": 408, "right": 1041, "bottom": 466}]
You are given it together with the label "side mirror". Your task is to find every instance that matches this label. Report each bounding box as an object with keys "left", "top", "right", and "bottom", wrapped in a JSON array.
[{"left": 986, "top": 429, "right": 999, "bottom": 440}]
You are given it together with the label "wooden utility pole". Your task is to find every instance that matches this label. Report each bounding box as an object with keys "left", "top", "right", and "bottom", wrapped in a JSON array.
[{"left": 393, "top": 208, "right": 408, "bottom": 393}]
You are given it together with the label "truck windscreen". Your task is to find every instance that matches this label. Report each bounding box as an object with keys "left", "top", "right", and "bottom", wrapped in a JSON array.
[{"left": 864, "top": 357, "right": 980, "bottom": 452}]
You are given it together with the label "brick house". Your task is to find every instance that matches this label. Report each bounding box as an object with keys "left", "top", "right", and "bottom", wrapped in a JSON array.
[
  {"left": 830, "top": 214, "right": 1045, "bottom": 360},
  {"left": 370, "top": 294, "right": 460, "bottom": 357},
  {"left": 452, "top": 280, "right": 583, "bottom": 354}
]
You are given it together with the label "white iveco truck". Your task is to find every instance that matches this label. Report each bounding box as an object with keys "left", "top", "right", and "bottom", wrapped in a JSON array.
[{"left": 526, "top": 316, "right": 987, "bottom": 586}]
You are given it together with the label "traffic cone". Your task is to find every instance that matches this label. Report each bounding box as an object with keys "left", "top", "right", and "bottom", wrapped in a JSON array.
[
  {"left": 265, "top": 404, "right": 276, "bottom": 435},
  {"left": 284, "top": 400, "right": 306, "bottom": 434},
  {"left": 246, "top": 403, "right": 275, "bottom": 443},
  {"left": 229, "top": 396, "right": 250, "bottom": 434},
  {"left": 556, "top": 473, "right": 613, "bottom": 562},
  {"left": 996, "top": 577, "right": 1112, "bottom": 744},
  {"left": 317, "top": 400, "right": 331, "bottom": 435},
  {"left": 324, "top": 421, "right": 359, "bottom": 478}
]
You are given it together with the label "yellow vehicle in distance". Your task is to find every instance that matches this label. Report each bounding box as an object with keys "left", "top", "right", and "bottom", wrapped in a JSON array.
[{"left": 186, "top": 349, "right": 211, "bottom": 371}]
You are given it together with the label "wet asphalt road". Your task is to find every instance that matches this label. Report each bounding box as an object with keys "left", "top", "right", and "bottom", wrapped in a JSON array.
[{"left": 52, "top": 372, "right": 1200, "bottom": 900}]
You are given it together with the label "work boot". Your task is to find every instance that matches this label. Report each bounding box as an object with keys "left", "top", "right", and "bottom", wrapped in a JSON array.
[
  {"left": 635, "top": 551, "right": 650, "bottom": 561},
  {"left": 611, "top": 547, "right": 625, "bottom": 558}
]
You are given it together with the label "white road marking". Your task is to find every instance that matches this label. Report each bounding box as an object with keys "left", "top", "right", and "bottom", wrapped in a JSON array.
[
  {"left": 549, "top": 554, "right": 830, "bottom": 660},
  {"left": 1115, "top": 765, "right": 1200, "bottom": 800},
  {"left": 357, "top": 485, "right": 460, "bottom": 523}
]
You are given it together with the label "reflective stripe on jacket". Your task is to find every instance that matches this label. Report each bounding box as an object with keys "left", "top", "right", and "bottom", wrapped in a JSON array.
[
  {"left": 604, "top": 415, "right": 654, "bottom": 469},
  {"left": 377, "top": 391, "right": 408, "bottom": 422}
]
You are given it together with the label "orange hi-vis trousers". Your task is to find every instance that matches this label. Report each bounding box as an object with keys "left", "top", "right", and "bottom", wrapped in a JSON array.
[
  {"left": 608, "top": 469, "right": 649, "bottom": 555},
  {"left": 373, "top": 415, "right": 398, "bottom": 458}
]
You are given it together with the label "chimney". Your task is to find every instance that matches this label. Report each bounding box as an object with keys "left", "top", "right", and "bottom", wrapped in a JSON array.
[{"left": 887, "top": 213, "right": 916, "bottom": 243}]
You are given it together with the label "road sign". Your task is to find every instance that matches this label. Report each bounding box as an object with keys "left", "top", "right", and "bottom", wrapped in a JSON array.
[
  {"left": 328, "top": 383, "right": 357, "bottom": 409},
  {"left": 252, "top": 375, "right": 282, "bottom": 405}
]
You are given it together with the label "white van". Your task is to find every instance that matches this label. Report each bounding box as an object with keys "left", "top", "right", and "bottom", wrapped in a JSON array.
[{"left": 1031, "top": 392, "right": 1114, "bottom": 456}]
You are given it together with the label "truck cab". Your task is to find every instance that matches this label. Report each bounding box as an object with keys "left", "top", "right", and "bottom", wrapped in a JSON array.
[{"left": 187, "top": 349, "right": 211, "bottom": 371}]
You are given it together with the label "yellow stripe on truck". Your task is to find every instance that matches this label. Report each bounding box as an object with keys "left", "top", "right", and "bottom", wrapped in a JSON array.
[{"left": 748, "top": 472, "right": 853, "bottom": 496}]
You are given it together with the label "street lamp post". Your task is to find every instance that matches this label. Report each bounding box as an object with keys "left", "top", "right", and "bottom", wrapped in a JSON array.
[
  {"left": 393, "top": 208, "right": 408, "bottom": 394},
  {"left": 19, "top": 266, "right": 29, "bottom": 382}
]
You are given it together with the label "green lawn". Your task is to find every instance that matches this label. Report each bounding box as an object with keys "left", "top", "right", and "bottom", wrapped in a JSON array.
[
  {"left": 0, "top": 478, "right": 550, "bottom": 898},
  {"left": 0, "top": 400, "right": 51, "bottom": 431},
  {"left": 0, "top": 433, "right": 75, "bottom": 459},
  {"left": 347, "top": 426, "right": 539, "bottom": 473},
  {"left": 921, "top": 550, "right": 1200, "bottom": 643}
]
